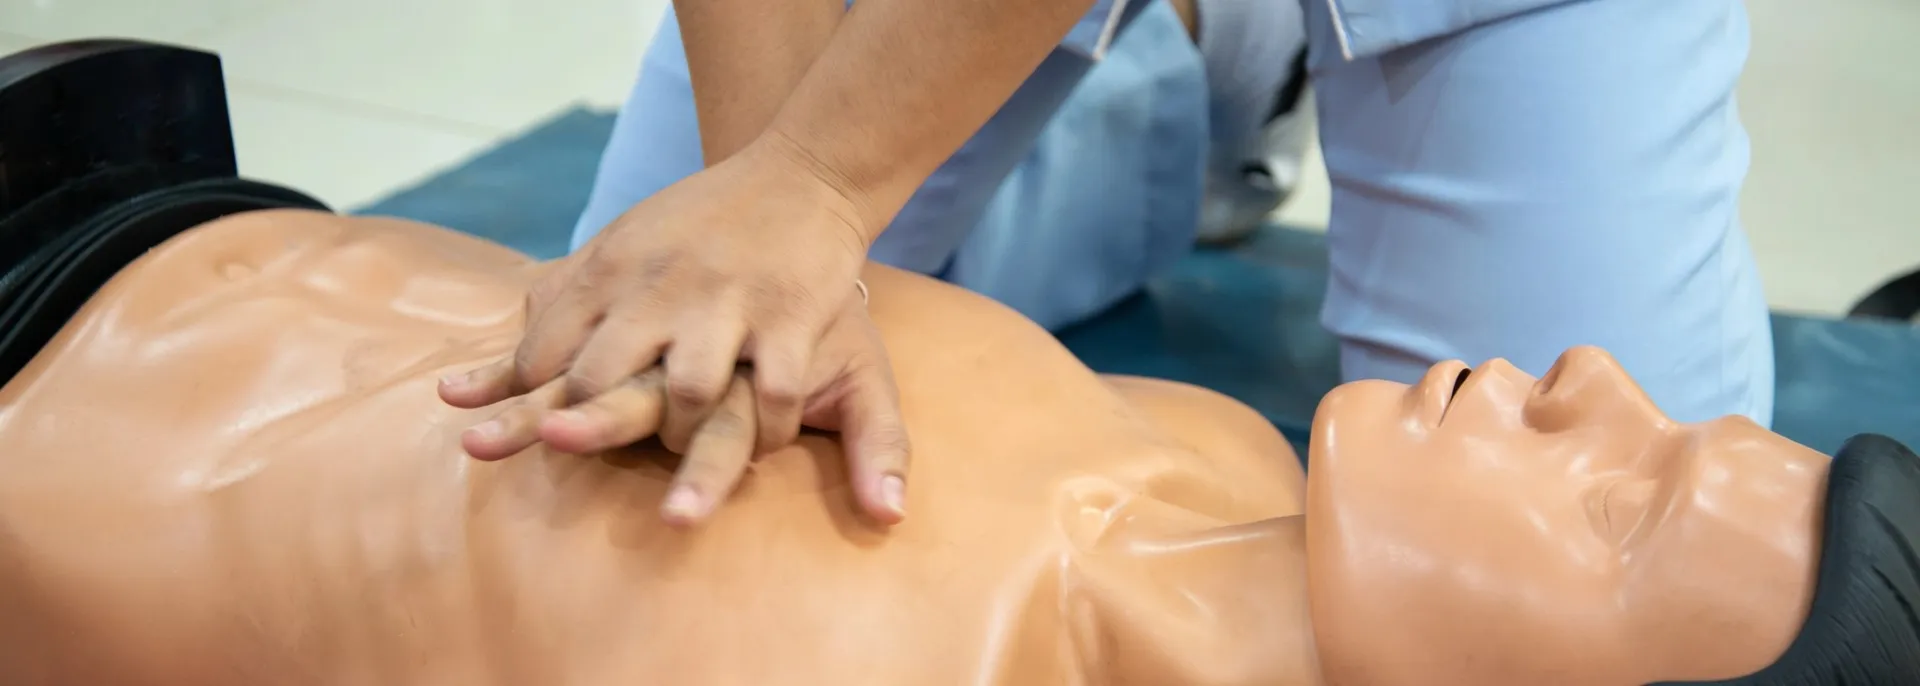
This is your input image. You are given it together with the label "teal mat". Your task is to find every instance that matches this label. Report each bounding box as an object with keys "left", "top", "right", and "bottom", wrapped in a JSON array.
[
  {"left": 358, "top": 107, "right": 1920, "bottom": 457},
  {"left": 359, "top": 108, "right": 609, "bottom": 261}
]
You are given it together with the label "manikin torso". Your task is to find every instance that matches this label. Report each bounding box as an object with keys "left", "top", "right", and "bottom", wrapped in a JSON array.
[{"left": 0, "top": 211, "right": 1319, "bottom": 685}]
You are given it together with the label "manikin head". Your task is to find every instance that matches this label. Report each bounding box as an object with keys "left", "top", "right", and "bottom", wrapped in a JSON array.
[{"left": 1306, "top": 347, "right": 1826, "bottom": 685}]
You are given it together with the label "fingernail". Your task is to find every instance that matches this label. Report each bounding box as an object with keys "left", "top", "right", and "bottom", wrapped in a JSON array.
[
  {"left": 549, "top": 409, "right": 585, "bottom": 426},
  {"left": 440, "top": 371, "right": 469, "bottom": 388},
  {"left": 662, "top": 486, "right": 703, "bottom": 521},
  {"left": 881, "top": 475, "right": 906, "bottom": 515},
  {"left": 469, "top": 420, "right": 503, "bottom": 440}
]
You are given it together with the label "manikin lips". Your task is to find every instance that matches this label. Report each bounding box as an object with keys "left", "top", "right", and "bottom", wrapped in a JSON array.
[{"left": 1437, "top": 367, "right": 1472, "bottom": 423}]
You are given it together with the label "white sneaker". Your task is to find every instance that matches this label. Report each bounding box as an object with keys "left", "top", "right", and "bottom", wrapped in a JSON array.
[{"left": 1197, "top": 50, "right": 1312, "bottom": 246}]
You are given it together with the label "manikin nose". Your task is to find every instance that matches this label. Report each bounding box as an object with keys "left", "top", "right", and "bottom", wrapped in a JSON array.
[{"left": 1526, "top": 346, "right": 1663, "bottom": 429}]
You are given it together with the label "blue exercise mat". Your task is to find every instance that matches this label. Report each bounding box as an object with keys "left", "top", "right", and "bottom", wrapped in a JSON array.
[
  {"left": 357, "top": 107, "right": 1920, "bottom": 457},
  {"left": 360, "top": 108, "right": 608, "bottom": 262}
]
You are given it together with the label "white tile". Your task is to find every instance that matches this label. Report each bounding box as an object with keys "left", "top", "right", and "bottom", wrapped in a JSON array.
[
  {"left": 1740, "top": 0, "right": 1920, "bottom": 315},
  {"left": 200, "top": 0, "right": 665, "bottom": 132},
  {"left": 0, "top": 0, "right": 294, "bottom": 45},
  {"left": 226, "top": 85, "right": 496, "bottom": 211}
]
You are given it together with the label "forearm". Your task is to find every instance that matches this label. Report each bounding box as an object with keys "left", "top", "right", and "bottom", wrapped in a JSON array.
[
  {"left": 756, "top": 0, "right": 1099, "bottom": 241},
  {"left": 674, "top": 0, "right": 846, "bottom": 164}
]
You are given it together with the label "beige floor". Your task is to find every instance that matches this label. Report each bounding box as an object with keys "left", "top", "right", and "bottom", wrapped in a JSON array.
[{"left": 3, "top": 0, "right": 1912, "bottom": 316}]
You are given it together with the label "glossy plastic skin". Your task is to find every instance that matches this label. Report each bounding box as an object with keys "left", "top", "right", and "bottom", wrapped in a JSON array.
[
  {"left": 0, "top": 210, "right": 1314, "bottom": 685},
  {"left": 0, "top": 210, "right": 1820, "bottom": 685},
  {"left": 1308, "top": 351, "right": 1826, "bottom": 685}
]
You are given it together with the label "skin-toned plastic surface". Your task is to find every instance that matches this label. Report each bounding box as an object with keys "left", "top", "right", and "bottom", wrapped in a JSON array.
[
  {"left": 0, "top": 210, "right": 1822, "bottom": 685},
  {"left": 1308, "top": 350, "right": 1826, "bottom": 685},
  {"left": 0, "top": 210, "right": 1312, "bottom": 685}
]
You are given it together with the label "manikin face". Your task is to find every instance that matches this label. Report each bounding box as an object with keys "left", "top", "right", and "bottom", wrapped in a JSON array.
[{"left": 1305, "top": 347, "right": 1826, "bottom": 686}]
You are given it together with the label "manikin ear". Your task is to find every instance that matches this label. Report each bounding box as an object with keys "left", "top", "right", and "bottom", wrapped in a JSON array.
[{"left": 1659, "top": 435, "right": 1920, "bottom": 686}]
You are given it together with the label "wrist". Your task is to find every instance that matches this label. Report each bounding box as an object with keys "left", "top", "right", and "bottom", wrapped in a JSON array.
[{"left": 743, "top": 129, "right": 889, "bottom": 247}]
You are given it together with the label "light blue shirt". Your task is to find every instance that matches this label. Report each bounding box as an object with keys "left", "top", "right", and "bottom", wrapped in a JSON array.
[{"left": 575, "top": 0, "right": 1772, "bottom": 425}]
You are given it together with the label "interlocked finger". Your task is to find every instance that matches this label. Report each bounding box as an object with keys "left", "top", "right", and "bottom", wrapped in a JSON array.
[
  {"left": 460, "top": 378, "right": 569, "bottom": 461},
  {"left": 660, "top": 318, "right": 751, "bottom": 453},
  {"left": 563, "top": 305, "right": 671, "bottom": 406},
  {"left": 660, "top": 371, "right": 760, "bottom": 527},
  {"left": 539, "top": 368, "right": 670, "bottom": 455},
  {"left": 748, "top": 329, "right": 814, "bottom": 455},
  {"left": 438, "top": 356, "right": 522, "bottom": 409}
]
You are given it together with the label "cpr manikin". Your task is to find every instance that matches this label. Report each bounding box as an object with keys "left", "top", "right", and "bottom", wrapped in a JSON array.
[{"left": 0, "top": 210, "right": 1915, "bottom": 685}]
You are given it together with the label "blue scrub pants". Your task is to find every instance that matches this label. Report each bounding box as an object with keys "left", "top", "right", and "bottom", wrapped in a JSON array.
[{"left": 573, "top": 0, "right": 1773, "bottom": 426}]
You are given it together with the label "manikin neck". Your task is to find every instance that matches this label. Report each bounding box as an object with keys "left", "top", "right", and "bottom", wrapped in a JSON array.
[{"left": 1077, "top": 514, "right": 1326, "bottom": 685}]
